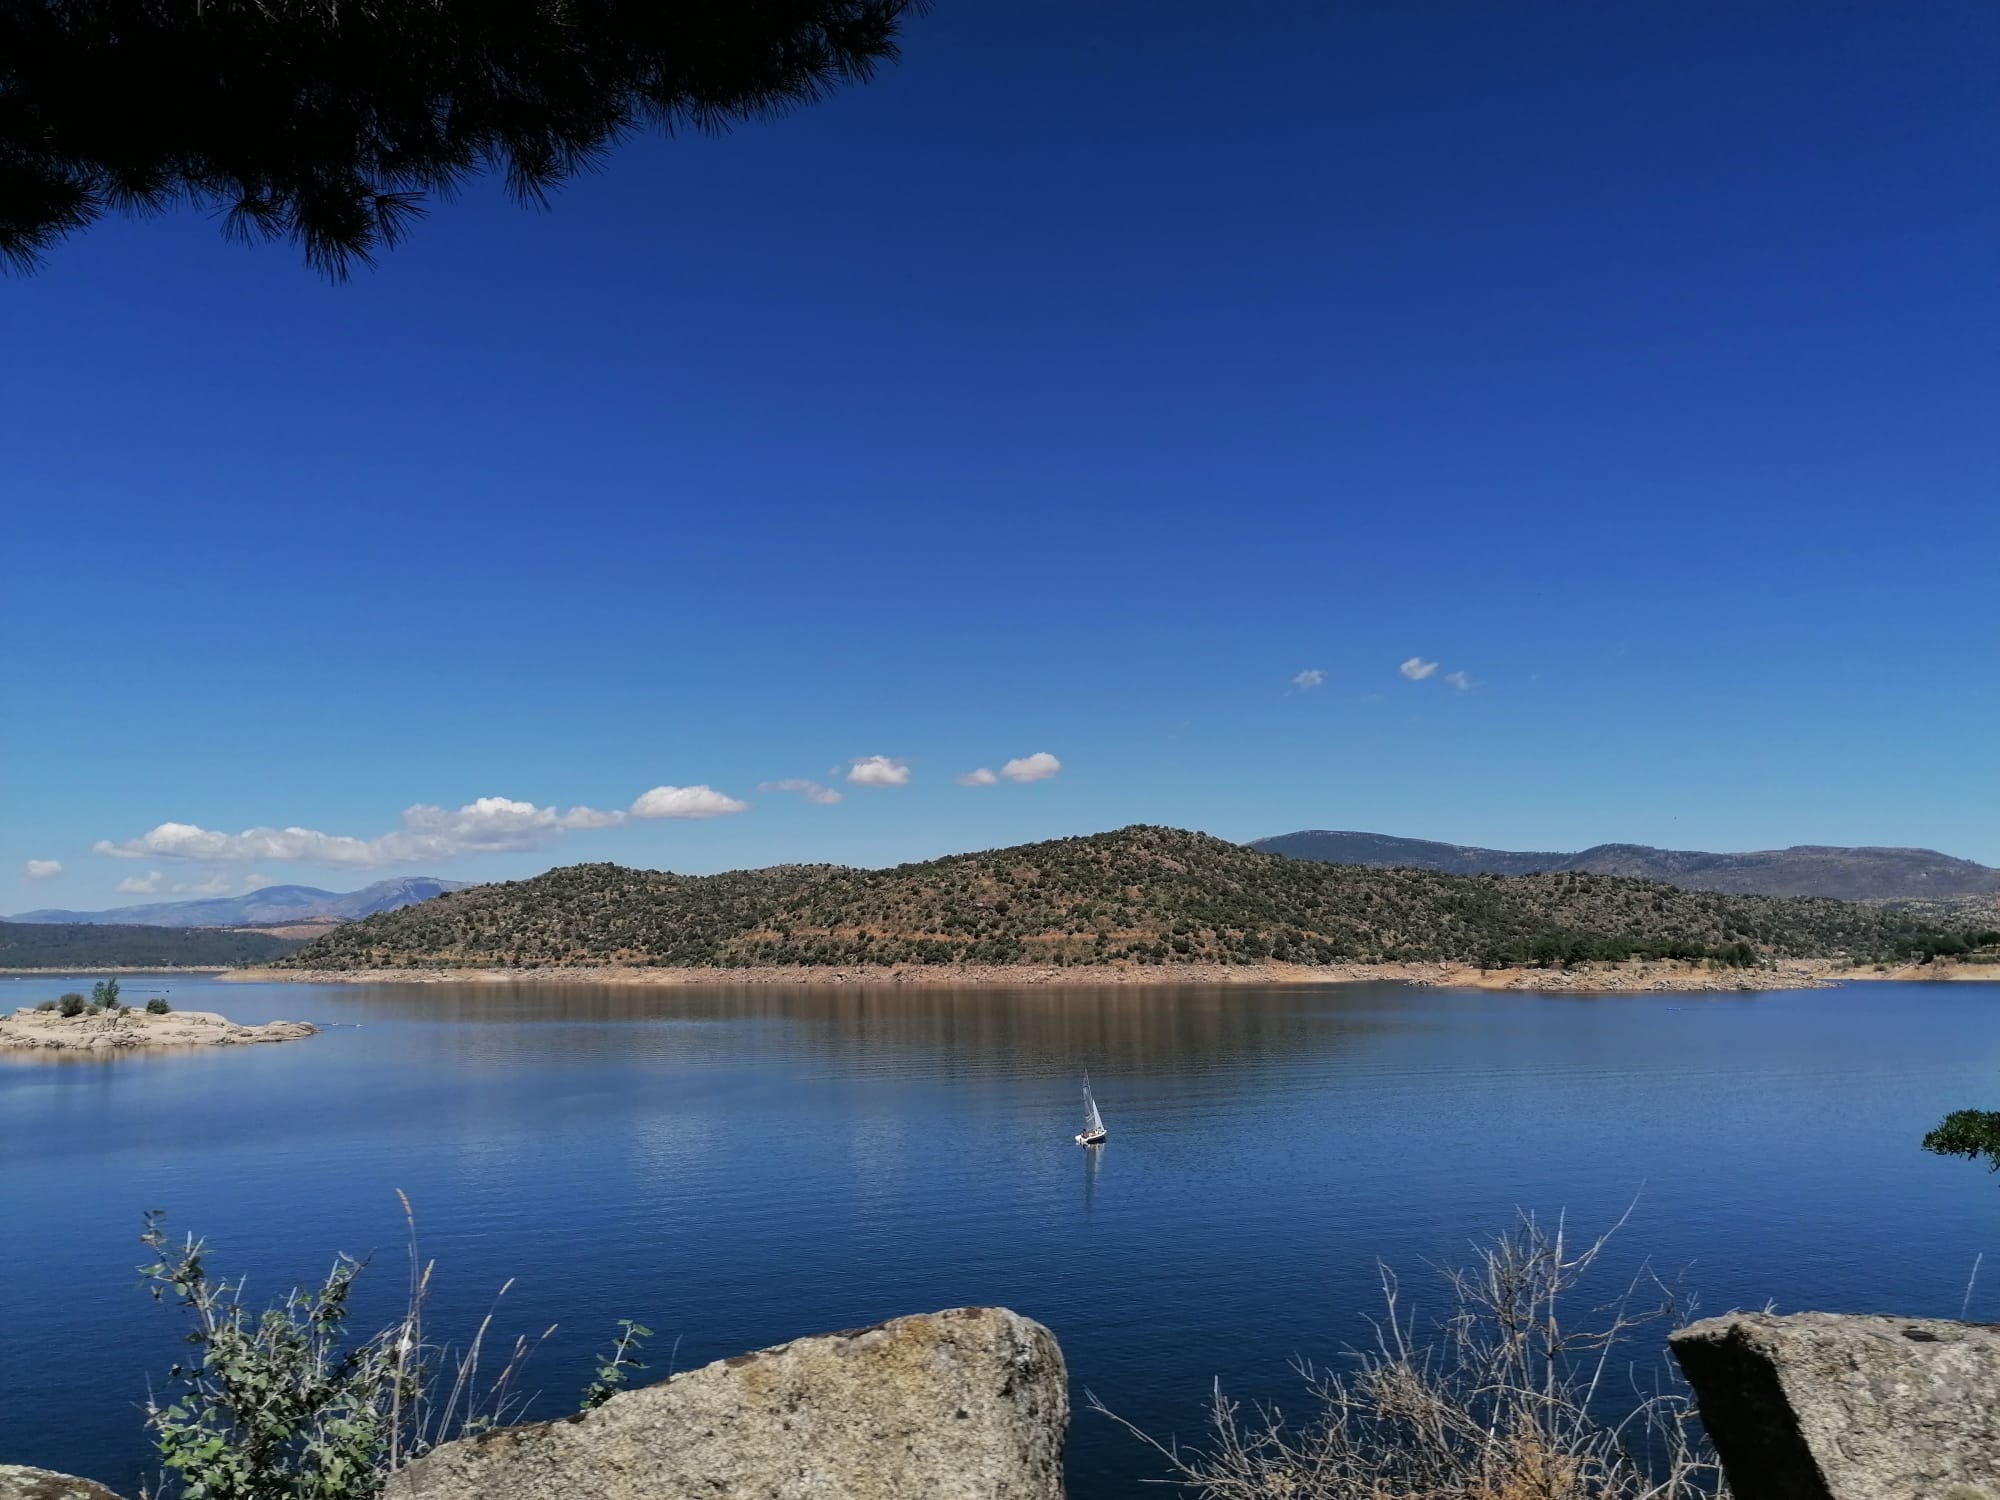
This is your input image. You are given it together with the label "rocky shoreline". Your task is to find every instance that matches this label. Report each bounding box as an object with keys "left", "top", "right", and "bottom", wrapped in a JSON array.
[
  {"left": 0, "top": 1007, "right": 316, "bottom": 1053},
  {"left": 223, "top": 958, "right": 1894, "bottom": 993}
]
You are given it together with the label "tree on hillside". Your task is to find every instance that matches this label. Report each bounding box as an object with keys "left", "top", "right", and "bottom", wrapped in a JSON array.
[
  {"left": 1925, "top": 1108, "right": 2000, "bottom": 1178},
  {"left": 1, "top": 0, "right": 922, "bottom": 276}
]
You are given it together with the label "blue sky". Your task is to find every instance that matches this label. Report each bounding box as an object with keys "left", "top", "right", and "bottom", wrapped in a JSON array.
[{"left": 5, "top": 0, "right": 1998, "bottom": 908}]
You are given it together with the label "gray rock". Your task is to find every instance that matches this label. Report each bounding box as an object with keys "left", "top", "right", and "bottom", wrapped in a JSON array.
[
  {"left": 385, "top": 1306, "right": 1066, "bottom": 1500},
  {"left": 0, "top": 1466, "right": 129, "bottom": 1500},
  {"left": 1670, "top": 1311, "right": 2000, "bottom": 1500}
]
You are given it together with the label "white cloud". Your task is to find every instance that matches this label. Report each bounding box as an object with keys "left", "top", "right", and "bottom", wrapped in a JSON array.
[
  {"left": 1444, "top": 670, "right": 1473, "bottom": 691},
  {"left": 1000, "top": 752, "right": 1063, "bottom": 783},
  {"left": 557, "top": 805, "right": 630, "bottom": 830},
  {"left": 1290, "top": 669, "right": 1326, "bottom": 692},
  {"left": 98, "top": 821, "right": 369, "bottom": 866},
  {"left": 117, "top": 871, "right": 166, "bottom": 895},
  {"left": 758, "top": 779, "right": 843, "bottom": 805},
  {"left": 958, "top": 754, "right": 1062, "bottom": 786},
  {"left": 95, "top": 784, "right": 749, "bottom": 871},
  {"left": 1399, "top": 657, "right": 1439, "bottom": 681},
  {"left": 628, "top": 785, "right": 748, "bottom": 820},
  {"left": 24, "top": 859, "right": 62, "bottom": 881},
  {"left": 847, "top": 756, "right": 911, "bottom": 787},
  {"left": 175, "top": 873, "right": 236, "bottom": 897}
]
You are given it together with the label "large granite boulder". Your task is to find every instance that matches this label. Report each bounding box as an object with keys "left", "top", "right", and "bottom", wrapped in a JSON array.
[
  {"left": 385, "top": 1306, "right": 1066, "bottom": 1500},
  {"left": 1670, "top": 1311, "right": 2000, "bottom": 1499},
  {"left": 0, "top": 1467, "right": 128, "bottom": 1500}
]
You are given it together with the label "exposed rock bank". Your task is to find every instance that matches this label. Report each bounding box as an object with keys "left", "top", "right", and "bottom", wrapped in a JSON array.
[
  {"left": 1672, "top": 1310, "right": 2000, "bottom": 1499},
  {"left": 231, "top": 958, "right": 1868, "bottom": 992},
  {"left": 0, "top": 1007, "right": 315, "bottom": 1052},
  {"left": 1430, "top": 958, "right": 1847, "bottom": 993},
  {"left": 1839, "top": 959, "right": 2000, "bottom": 984},
  {"left": 384, "top": 1306, "right": 1065, "bottom": 1500}
]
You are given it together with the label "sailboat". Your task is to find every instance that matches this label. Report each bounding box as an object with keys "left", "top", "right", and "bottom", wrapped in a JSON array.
[{"left": 1076, "top": 1072, "right": 1108, "bottom": 1146}]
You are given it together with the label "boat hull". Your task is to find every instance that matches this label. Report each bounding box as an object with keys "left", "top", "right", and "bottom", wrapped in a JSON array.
[{"left": 1076, "top": 1130, "right": 1108, "bottom": 1146}]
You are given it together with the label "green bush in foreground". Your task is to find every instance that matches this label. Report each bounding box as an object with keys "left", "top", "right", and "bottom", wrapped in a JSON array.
[
  {"left": 139, "top": 1211, "right": 521, "bottom": 1499},
  {"left": 137, "top": 1206, "right": 641, "bottom": 1500},
  {"left": 146, "top": 998, "right": 172, "bottom": 1015},
  {"left": 58, "top": 993, "right": 85, "bottom": 1017},
  {"left": 1924, "top": 1109, "right": 2000, "bottom": 1177},
  {"left": 579, "top": 1320, "right": 652, "bottom": 1412}
]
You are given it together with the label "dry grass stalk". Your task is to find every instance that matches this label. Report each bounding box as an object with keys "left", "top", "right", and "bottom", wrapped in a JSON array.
[{"left": 1094, "top": 1211, "right": 1727, "bottom": 1500}]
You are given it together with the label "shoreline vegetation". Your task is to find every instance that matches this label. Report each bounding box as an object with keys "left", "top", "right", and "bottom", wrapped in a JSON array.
[{"left": 231, "top": 956, "right": 1999, "bottom": 993}]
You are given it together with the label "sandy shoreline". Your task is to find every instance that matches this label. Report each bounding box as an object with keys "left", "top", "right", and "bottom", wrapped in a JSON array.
[{"left": 206, "top": 958, "right": 1988, "bottom": 994}]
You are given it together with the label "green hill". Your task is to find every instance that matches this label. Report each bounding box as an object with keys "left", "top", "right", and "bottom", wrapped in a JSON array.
[
  {"left": 278, "top": 826, "right": 1972, "bottom": 972},
  {"left": 0, "top": 921, "right": 304, "bottom": 969}
]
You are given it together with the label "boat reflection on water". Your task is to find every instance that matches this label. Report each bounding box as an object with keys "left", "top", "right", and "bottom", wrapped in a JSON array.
[{"left": 1082, "top": 1127, "right": 1102, "bottom": 1214}]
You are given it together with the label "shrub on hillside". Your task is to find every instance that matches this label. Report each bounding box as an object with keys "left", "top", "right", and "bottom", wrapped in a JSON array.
[
  {"left": 146, "top": 998, "right": 172, "bottom": 1015},
  {"left": 58, "top": 994, "right": 85, "bottom": 1017}
]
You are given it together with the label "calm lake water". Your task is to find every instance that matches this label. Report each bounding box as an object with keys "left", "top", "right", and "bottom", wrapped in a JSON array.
[{"left": 3, "top": 974, "right": 1996, "bottom": 1496}]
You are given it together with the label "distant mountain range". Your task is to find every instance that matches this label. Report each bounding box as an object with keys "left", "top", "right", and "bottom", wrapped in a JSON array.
[
  {"left": 10, "top": 876, "right": 471, "bottom": 929},
  {"left": 1248, "top": 831, "right": 2000, "bottom": 902}
]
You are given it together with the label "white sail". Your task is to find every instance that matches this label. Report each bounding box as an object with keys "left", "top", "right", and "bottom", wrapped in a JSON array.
[{"left": 1081, "top": 1073, "right": 1106, "bottom": 1137}]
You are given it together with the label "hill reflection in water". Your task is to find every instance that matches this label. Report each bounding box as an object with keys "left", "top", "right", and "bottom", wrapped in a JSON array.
[{"left": 317, "top": 980, "right": 1398, "bottom": 1078}]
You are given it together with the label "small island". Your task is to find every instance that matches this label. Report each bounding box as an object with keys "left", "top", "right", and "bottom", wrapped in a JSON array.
[{"left": 0, "top": 983, "right": 314, "bottom": 1053}]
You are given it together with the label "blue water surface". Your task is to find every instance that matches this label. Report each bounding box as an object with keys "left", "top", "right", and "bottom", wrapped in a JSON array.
[{"left": 2, "top": 975, "right": 1995, "bottom": 1497}]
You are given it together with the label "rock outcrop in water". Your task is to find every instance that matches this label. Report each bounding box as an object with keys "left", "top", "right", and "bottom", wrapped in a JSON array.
[
  {"left": 1671, "top": 1311, "right": 2000, "bottom": 1499},
  {"left": 0, "top": 1007, "right": 315, "bottom": 1052},
  {"left": 384, "top": 1306, "right": 1065, "bottom": 1500}
]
